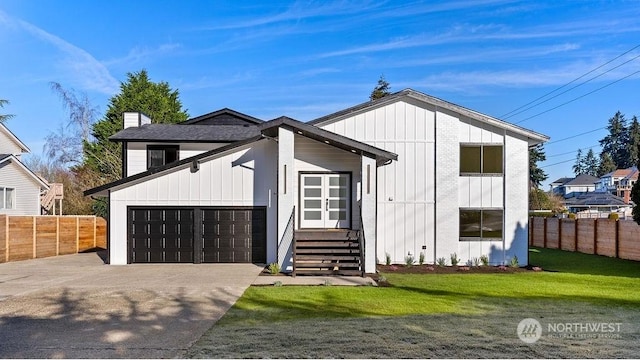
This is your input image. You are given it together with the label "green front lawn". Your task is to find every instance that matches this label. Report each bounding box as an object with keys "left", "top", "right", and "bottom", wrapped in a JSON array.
[
  {"left": 218, "top": 247, "right": 640, "bottom": 326},
  {"left": 187, "top": 247, "right": 640, "bottom": 358}
]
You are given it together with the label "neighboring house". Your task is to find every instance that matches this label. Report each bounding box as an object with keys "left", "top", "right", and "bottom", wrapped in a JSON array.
[
  {"left": 565, "top": 192, "right": 632, "bottom": 216},
  {"left": 0, "top": 123, "right": 49, "bottom": 215},
  {"left": 596, "top": 168, "right": 635, "bottom": 193},
  {"left": 550, "top": 174, "right": 598, "bottom": 198},
  {"left": 85, "top": 89, "right": 548, "bottom": 272},
  {"left": 616, "top": 167, "right": 638, "bottom": 204}
]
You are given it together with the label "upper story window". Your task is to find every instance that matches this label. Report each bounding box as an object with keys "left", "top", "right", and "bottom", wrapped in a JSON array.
[
  {"left": 0, "top": 187, "right": 15, "bottom": 209},
  {"left": 147, "top": 145, "right": 179, "bottom": 169},
  {"left": 460, "top": 144, "right": 503, "bottom": 175}
]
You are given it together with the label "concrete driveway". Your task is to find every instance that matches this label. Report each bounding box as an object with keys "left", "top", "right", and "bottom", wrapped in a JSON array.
[{"left": 0, "top": 252, "right": 263, "bottom": 358}]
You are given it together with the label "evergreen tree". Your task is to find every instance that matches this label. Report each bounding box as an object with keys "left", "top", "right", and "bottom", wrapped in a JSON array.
[
  {"left": 572, "top": 149, "right": 585, "bottom": 175},
  {"left": 583, "top": 149, "right": 599, "bottom": 176},
  {"left": 529, "top": 144, "right": 547, "bottom": 188},
  {"left": 626, "top": 115, "right": 640, "bottom": 168},
  {"left": 597, "top": 152, "right": 617, "bottom": 176},
  {"left": 370, "top": 75, "right": 391, "bottom": 100},
  {"left": 599, "top": 111, "right": 629, "bottom": 168},
  {"left": 0, "top": 99, "right": 15, "bottom": 123}
]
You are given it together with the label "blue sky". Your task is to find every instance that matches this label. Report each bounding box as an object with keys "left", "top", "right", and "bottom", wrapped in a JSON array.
[{"left": 1, "top": 0, "right": 640, "bottom": 188}]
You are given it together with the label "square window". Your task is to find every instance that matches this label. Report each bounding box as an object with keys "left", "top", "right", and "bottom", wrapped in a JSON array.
[
  {"left": 483, "top": 146, "right": 503, "bottom": 174},
  {"left": 460, "top": 146, "right": 481, "bottom": 173},
  {"left": 147, "top": 145, "right": 179, "bottom": 169}
]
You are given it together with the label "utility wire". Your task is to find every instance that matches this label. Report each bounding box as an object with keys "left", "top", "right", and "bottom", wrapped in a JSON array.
[
  {"left": 540, "top": 158, "right": 576, "bottom": 169},
  {"left": 514, "top": 69, "right": 640, "bottom": 125},
  {"left": 545, "top": 126, "right": 607, "bottom": 145},
  {"left": 507, "top": 52, "right": 640, "bottom": 122},
  {"left": 500, "top": 44, "right": 640, "bottom": 120},
  {"left": 546, "top": 144, "right": 601, "bottom": 158}
]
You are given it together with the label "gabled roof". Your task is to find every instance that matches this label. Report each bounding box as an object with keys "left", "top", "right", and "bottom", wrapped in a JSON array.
[
  {"left": 181, "top": 108, "right": 263, "bottom": 125},
  {"left": 260, "top": 116, "right": 398, "bottom": 165},
  {"left": 602, "top": 167, "right": 635, "bottom": 178},
  {"left": 564, "top": 174, "right": 599, "bottom": 187},
  {"left": 86, "top": 117, "right": 398, "bottom": 197},
  {"left": 109, "top": 124, "right": 260, "bottom": 142},
  {"left": 622, "top": 167, "right": 639, "bottom": 182},
  {"left": 310, "top": 89, "right": 549, "bottom": 145},
  {"left": 0, "top": 154, "right": 49, "bottom": 189},
  {"left": 0, "top": 123, "right": 30, "bottom": 153},
  {"left": 550, "top": 177, "right": 573, "bottom": 186}
]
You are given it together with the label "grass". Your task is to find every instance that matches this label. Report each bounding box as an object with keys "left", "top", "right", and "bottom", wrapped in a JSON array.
[{"left": 186, "top": 247, "right": 640, "bottom": 358}]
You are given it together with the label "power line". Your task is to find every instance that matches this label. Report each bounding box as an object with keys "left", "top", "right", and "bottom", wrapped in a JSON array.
[
  {"left": 500, "top": 44, "right": 640, "bottom": 120},
  {"left": 546, "top": 144, "right": 601, "bottom": 158},
  {"left": 540, "top": 158, "right": 576, "bottom": 169},
  {"left": 545, "top": 126, "right": 607, "bottom": 145},
  {"left": 514, "top": 69, "right": 640, "bottom": 125},
  {"left": 506, "top": 52, "right": 640, "bottom": 121}
]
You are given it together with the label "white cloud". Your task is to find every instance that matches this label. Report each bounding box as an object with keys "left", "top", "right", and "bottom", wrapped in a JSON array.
[{"left": 0, "top": 9, "right": 119, "bottom": 94}]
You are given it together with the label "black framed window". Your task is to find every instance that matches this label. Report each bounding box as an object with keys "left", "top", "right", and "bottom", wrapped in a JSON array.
[
  {"left": 459, "top": 208, "right": 503, "bottom": 241},
  {"left": 460, "top": 144, "right": 503, "bottom": 175},
  {"left": 147, "top": 145, "right": 179, "bottom": 169}
]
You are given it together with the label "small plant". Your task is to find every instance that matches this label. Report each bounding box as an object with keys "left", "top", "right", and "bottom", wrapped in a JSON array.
[
  {"left": 405, "top": 254, "right": 415, "bottom": 267},
  {"left": 267, "top": 262, "right": 281, "bottom": 275},
  {"left": 385, "top": 252, "right": 391, "bottom": 266},
  {"left": 436, "top": 257, "right": 447, "bottom": 267},
  {"left": 609, "top": 213, "right": 619, "bottom": 220},
  {"left": 450, "top": 253, "right": 460, "bottom": 266},
  {"left": 378, "top": 275, "right": 387, "bottom": 283},
  {"left": 273, "top": 281, "right": 283, "bottom": 287},
  {"left": 472, "top": 257, "right": 481, "bottom": 267},
  {"left": 465, "top": 259, "right": 473, "bottom": 267},
  {"left": 480, "top": 254, "right": 489, "bottom": 266},
  {"left": 419, "top": 252, "right": 425, "bottom": 265},
  {"left": 509, "top": 255, "right": 519, "bottom": 268}
]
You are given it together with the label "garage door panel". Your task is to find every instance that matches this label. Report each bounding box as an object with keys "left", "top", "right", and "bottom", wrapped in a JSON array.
[
  {"left": 201, "top": 208, "right": 265, "bottom": 263},
  {"left": 130, "top": 208, "right": 194, "bottom": 263}
]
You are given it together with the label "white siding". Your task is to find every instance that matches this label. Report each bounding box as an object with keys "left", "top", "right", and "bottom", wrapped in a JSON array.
[
  {"left": 0, "top": 132, "right": 24, "bottom": 156},
  {"left": 293, "top": 135, "right": 361, "bottom": 229},
  {"left": 109, "top": 140, "right": 278, "bottom": 265},
  {"left": 504, "top": 132, "right": 530, "bottom": 266},
  {"left": 318, "top": 100, "right": 436, "bottom": 264},
  {"left": 125, "top": 142, "right": 229, "bottom": 177},
  {"left": 0, "top": 160, "right": 42, "bottom": 215}
]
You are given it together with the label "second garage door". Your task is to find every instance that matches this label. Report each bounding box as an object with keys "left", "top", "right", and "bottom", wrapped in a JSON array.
[{"left": 129, "top": 207, "right": 266, "bottom": 264}]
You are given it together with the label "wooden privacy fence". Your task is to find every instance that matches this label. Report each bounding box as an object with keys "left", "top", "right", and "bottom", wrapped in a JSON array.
[
  {"left": 529, "top": 217, "right": 640, "bottom": 261},
  {"left": 0, "top": 215, "right": 106, "bottom": 263}
]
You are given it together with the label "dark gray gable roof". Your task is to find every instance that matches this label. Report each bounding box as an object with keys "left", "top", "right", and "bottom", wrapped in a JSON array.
[
  {"left": 550, "top": 177, "right": 573, "bottom": 185},
  {"left": 84, "top": 136, "right": 265, "bottom": 196},
  {"left": 181, "top": 108, "right": 263, "bottom": 125},
  {"left": 564, "top": 174, "right": 600, "bottom": 186},
  {"left": 109, "top": 124, "right": 260, "bottom": 142},
  {"left": 260, "top": 116, "right": 398, "bottom": 165},
  {"left": 309, "top": 88, "right": 549, "bottom": 144}
]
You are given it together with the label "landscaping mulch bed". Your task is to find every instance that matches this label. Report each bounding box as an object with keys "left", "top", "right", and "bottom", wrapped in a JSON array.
[{"left": 376, "top": 264, "right": 539, "bottom": 274}]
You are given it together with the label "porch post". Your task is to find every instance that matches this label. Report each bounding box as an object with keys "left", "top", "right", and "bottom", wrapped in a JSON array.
[
  {"left": 277, "top": 127, "right": 295, "bottom": 271},
  {"left": 361, "top": 155, "right": 377, "bottom": 273}
]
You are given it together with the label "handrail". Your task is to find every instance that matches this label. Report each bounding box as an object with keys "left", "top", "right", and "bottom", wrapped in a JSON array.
[
  {"left": 358, "top": 204, "right": 366, "bottom": 276},
  {"left": 277, "top": 206, "right": 295, "bottom": 273}
]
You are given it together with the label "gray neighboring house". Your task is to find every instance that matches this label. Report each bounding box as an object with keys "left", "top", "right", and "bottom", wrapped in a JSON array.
[
  {"left": 550, "top": 174, "right": 599, "bottom": 199},
  {"left": 0, "top": 123, "right": 49, "bottom": 215}
]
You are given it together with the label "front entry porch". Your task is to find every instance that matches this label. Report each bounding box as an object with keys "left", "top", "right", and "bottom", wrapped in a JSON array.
[{"left": 292, "top": 229, "right": 364, "bottom": 276}]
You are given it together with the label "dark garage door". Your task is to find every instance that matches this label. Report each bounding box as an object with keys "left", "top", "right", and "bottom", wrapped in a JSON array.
[
  {"left": 130, "top": 208, "right": 195, "bottom": 263},
  {"left": 129, "top": 207, "right": 266, "bottom": 264}
]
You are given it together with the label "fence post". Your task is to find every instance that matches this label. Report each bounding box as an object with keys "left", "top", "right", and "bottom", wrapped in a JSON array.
[
  {"left": 56, "top": 216, "right": 60, "bottom": 256},
  {"left": 93, "top": 216, "right": 97, "bottom": 249},
  {"left": 32, "top": 216, "right": 36, "bottom": 259},
  {"left": 574, "top": 218, "right": 578, "bottom": 251},
  {"left": 615, "top": 219, "right": 620, "bottom": 259},
  {"left": 4, "top": 215, "right": 8, "bottom": 262},
  {"left": 543, "top": 217, "right": 547, "bottom": 248},
  {"left": 76, "top": 217, "right": 80, "bottom": 254},
  {"left": 558, "top": 218, "right": 563, "bottom": 250},
  {"left": 594, "top": 219, "right": 598, "bottom": 255}
]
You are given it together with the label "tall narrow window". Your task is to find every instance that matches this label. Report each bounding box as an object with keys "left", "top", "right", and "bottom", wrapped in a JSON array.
[
  {"left": 147, "top": 145, "right": 179, "bottom": 169},
  {"left": 460, "top": 144, "right": 503, "bottom": 175}
]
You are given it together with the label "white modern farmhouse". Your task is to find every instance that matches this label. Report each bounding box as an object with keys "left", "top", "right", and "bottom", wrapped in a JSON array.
[{"left": 85, "top": 89, "right": 548, "bottom": 274}]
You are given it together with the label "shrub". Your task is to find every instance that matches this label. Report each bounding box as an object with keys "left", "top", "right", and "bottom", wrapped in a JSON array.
[
  {"left": 509, "top": 255, "right": 519, "bottom": 268},
  {"left": 267, "top": 262, "right": 281, "bottom": 275},
  {"left": 480, "top": 254, "right": 489, "bottom": 266},
  {"left": 419, "top": 252, "right": 425, "bottom": 265},
  {"left": 568, "top": 213, "right": 576, "bottom": 219},
  {"left": 436, "top": 257, "right": 447, "bottom": 267},
  {"left": 385, "top": 252, "right": 391, "bottom": 266},
  {"left": 609, "top": 213, "right": 619, "bottom": 220},
  {"left": 273, "top": 281, "right": 283, "bottom": 287},
  {"left": 472, "top": 257, "right": 480, "bottom": 267},
  {"left": 405, "top": 254, "right": 415, "bottom": 267},
  {"left": 450, "top": 253, "right": 460, "bottom": 266}
]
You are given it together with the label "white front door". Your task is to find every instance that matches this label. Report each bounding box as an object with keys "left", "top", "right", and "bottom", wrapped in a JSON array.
[{"left": 300, "top": 173, "right": 351, "bottom": 228}]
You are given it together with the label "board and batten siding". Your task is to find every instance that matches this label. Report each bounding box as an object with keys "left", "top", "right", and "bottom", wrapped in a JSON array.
[
  {"left": 125, "top": 142, "right": 229, "bottom": 177},
  {"left": 109, "top": 140, "right": 278, "bottom": 265},
  {"left": 319, "top": 100, "right": 437, "bottom": 265},
  {"left": 0, "top": 161, "right": 42, "bottom": 215}
]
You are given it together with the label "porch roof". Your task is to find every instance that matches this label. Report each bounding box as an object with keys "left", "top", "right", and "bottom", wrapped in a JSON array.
[{"left": 260, "top": 116, "right": 398, "bottom": 165}]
